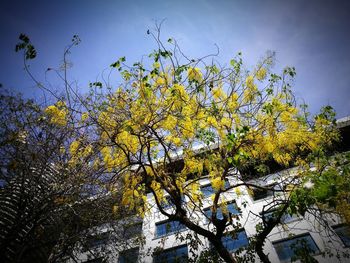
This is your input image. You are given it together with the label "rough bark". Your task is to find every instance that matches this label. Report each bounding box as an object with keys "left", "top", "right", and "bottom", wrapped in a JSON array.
[{"left": 254, "top": 205, "right": 289, "bottom": 263}]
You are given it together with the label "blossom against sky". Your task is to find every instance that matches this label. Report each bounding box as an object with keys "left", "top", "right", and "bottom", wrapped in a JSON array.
[{"left": 0, "top": 0, "right": 349, "bottom": 117}]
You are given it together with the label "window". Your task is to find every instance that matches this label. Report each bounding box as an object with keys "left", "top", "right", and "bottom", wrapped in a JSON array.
[
  {"left": 209, "top": 230, "right": 249, "bottom": 252},
  {"left": 280, "top": 213, "right": 297, "bottom": 224},
  {"left": 118, "top": 247, "right": 139, "bottom": 263},
  {"left": 249, "top": 185, "right": 274, "bottom": 201},
  {"left": 222, "top": 230, "right": 249, "bottom": 252},
  {"left": 273, "top": 234, "right": 320, "bottom": 262},
  {"left": 155, "top": 220, "right": 186, "bottom": 237},
  {"left": 333, "top": 224, "right": 350, "bottom": 247},
  {"left": 204, "top": 202, "right": 240, "bottom": 222},
  {"left": 153, "top": 245, "right": 188, "bottom": 263},
  {"left": 261, "top": 209, "right": 298, "bottom": 224},
  {"left": 201, "top": 180, "right": 230, "bottom": 198},
  {"left": 83, "top": 232, "right": 110, "bottom": 251},
  {"left": 123, "top": 222, "right": 143, "bottom": 239}
]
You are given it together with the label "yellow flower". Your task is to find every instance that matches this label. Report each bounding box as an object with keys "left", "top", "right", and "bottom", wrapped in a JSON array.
[
  {"left": 207, "top": 116, "right": 217, "bottom": 127},
  {"left": 82, "top": 145, "right": 93, "bottom": 157},
  {"left": 245, "top": 75, "right": 255, "bottom": 89},
  {"left": 256, "top": 67, "right": 267, "bottom": 81},
  {"left": 212, "top": 87, "right": 226, "bottom": 100},
  {"left": 265, "top": 140, "right": 274, "bottom": 153},
  {"left": 244, "top": 75, "right": 258, "bottom": 103},
  {"left": 184, "top": 158, "right": 203, "bottom": 174},
  {"left": 227, "top": 92, "right": 239, "bottom": 111},
  {"left": 117, "top": 131, "right": 139, "bottom": 154},
  {"left": 182, "top": 117, "right": 195, "bottom": 138},
  {"left": 44, "top": 101, "right": 68, "bottom": 126},
  {"left": 45, "top": 105, "right": 58, "bottom": 114},
  {"left": 69, "top": 141, "right": 80, "bottom": 155},
  {"left": 45, "top": 101, "right": 67, "bottom": 126},
  {"left": 166, "top": 135, "right": 182, "bottom": 146},
  {"left": 172, "top": 137, "right": 181, "bottom": 146},
  {"left": 156, "top": 77, "right": 166, "bottom": 86},
  {"left": 100, "top": 146, "right": 114, "bottom": 169},
  {"left": 150, "top": 180, "right": 161, "bottom": 191},
  {"left": 172, "top": 84, "right": 189, "bottom": 101},
  {"left": 164, "top": 115, "right": 177, "bottom": 130},
  {"left": 145, "top": 166, "right": 155, "bottom": 177},
  {"left": 81, "top": 112, "right": 89, "bottom": 121},
  {"left": 153, "top": 62, "right": 160, "bottom": 69},
  {"left": 211, "top": 177, "right": 224, "bottom": 191},
  {"left": 221, "top": 117, "right": 231, "bottom": 127},
  {"left": 187, "top": 67, "right": 203, "bottom": 82}
]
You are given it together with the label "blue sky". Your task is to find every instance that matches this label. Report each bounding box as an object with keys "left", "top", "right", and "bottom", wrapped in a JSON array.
[{"left": 1, "top": 0, "right": 349, "bottom": 117}]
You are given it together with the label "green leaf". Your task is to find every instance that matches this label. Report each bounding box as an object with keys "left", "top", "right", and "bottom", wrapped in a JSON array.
[
  {"left": 26, "top": 45, "right": 37, "bottom": 60},
  {"left": 121, "top": 70, "right": 132, "bottom": 81},
  {"left": 110, "top": 61, "right": 120, "bottom": 68},
  {"left": 19, "top": 33, "right": 29, "bottom": 44}
]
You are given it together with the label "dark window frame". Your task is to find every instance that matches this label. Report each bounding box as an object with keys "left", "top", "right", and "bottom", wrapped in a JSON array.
[
  {"left": 332, "top": 224, "right": 350, "bottom": 247},
  {"left": 200, "top": 180, "right": 230, "bottom": 198},
  {"left": 203, "top": 201, "right": 240, "bottom": 222},
  {"left": 261, "top": 209, "right": 298, "bottom": 224},
  {"left": 155, "top": 220, "right": 186, "bottom": 238},
  {"left": 221, "top": 229, "right": 249, "bottom": 252},
  {"left": 153, "top": 244, "right": 188, "bottom": 263},
  {"left": 209, "top": 229, "right": 249, "bottom": 252},
  {"left": 249, "top": 185, "right": 275, "bottom": 201},
  {"left": 272, "top": 233, "right": 320, "bottom": 262},
  {"left": 123, "top": 222, "right": 143, "bottom": 239},
  {"left": 82, "top": 231, "right": 110, "bottom": 252},
  {"left": 118, "top": 247, "right": 140, "bottom": 263}
]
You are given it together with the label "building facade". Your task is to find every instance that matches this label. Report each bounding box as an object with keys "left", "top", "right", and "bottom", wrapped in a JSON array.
[
  {"left": 71, "top": 118, "right": 350, "bottom": 263},
  {"left": 74, "top": 173, "right": 350, "bottom": 262}
]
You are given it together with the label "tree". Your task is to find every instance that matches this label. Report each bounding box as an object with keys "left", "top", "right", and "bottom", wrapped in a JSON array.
[
  {"left": 43, "top": 28, "right": 343, "bottom": 262},
  {"left": 10, "top": 29, "right": 347, "bottom": 263},
  {"left": 0, "top": 36, "right": 145, "bottom": 262}
]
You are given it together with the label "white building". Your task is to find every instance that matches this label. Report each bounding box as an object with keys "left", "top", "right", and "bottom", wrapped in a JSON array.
[{"left": 71, "top": 119, "right": 350, "bottom": 263}]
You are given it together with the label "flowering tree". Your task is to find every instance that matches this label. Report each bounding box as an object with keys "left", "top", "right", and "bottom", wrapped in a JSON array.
[{"left": 17, "top": 29, "right": 344, "bottom": 262}]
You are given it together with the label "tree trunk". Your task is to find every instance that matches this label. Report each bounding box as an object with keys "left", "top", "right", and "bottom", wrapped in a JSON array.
[
  {"left": 178, "top": 214, "right": 236, "bottom": 263},
  {"left": 255, "top": 205, "right": 289, "bottom": 263},
  {"left": 211, "top": 238, "right": 236, "bottom": 263}
]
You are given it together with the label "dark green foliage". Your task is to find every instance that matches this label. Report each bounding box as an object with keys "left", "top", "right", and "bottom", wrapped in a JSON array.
[{"left": 15, "top": 34, "right": 37, "bottom": 60}]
